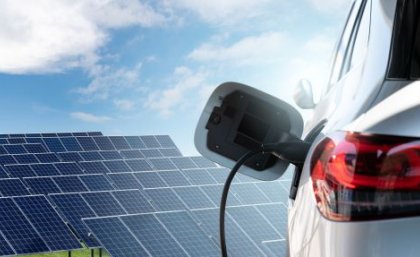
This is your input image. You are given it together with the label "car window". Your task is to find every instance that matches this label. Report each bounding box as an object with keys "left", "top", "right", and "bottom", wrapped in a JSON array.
[{"left": 349, "top": 0, "right": 371, "bottom": 69}]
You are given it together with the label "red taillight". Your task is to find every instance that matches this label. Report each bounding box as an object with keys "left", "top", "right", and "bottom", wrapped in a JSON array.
[{"left": 311, "top": 131, "right": 420, "bottom": 221}]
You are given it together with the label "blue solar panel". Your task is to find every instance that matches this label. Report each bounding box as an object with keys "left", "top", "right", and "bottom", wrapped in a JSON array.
[
  {"left": 72, "top": 132, "right": 88, "bottom": 137},
  {"left": 99, "top": 150, "right": 123, "bottom": 160},
  {"left": 57, "top": 133, "right": 73, "bottom": 137},
  {"left": 112, "top": 190, "right": 154, "bottom": 214},
  {"left": 83, "top": 216, "right": 149, "bottom": 257},
  {"left": 79, "top": 174, "right": 114, "bottom": 191},
  {"left": 81, "top": 192, "right": 126, "bottom": 216},
  {"left": 191, "top": 156, "right": 218, "bottom": 168},
  {"left": 206, "top": 167, "right": 230, "bottom": 184},
  {"left": 134, "top": 172, "right": 167, "bottom": 188},
  {"left": 103, "top": 160, "right": 132, "bottom": 173},
  {"left": 54, "top": 162, "right": 84, "bottom": 175},
  {"left": 13, "top": 153, "right": 39, "bottom": 164},
  {"left": 4, "top": 144, "right": 27, "bottom": 154},
  {"left": 121, "top": 214, "right": 188, "bottom": 257},
  {"left": 159, "top": 148, "right": 183, "bottom": 157},
  {"left": 174, "top": 186, "right": 216, "bottom": 209},
  {"left": 30, "top": 163, "right": 61, "bottom": 176},
  {"left": 156, "top": 211, "right": 220, "bottom": 257},
  {"left": 0, "top": 166, "right": 9, "bottom": 178},
  {"left": 232, "top": 183, "right": 271, "bottom": 205},
  {"left": 149, "top": 158, "right": 177, "bottom": 170},
  {"left": 109, "top": 136, "right": 130, "bottom": 150},
  {"left": 26, "top": 133, "right": 42, "bottom": 137},
  {"left": 79, "top": 151, "right": 104, "bottom": 161},
  {"left": 0, "top": 178, "right": 30, "bottom": 196},
  {"left": 255, "top": 181, "right": 287, "bottom": 203},
  {"left": 25, "top": 137, "right": 43, "bottom": 144},
  {"left": 181, "top": 169, "right": 218, "bottom": 185},
  {"left": 124, "top": 136, "right": 145, "bottom": 149},
  {"left": 7, "top": 138, "right": 26, "bottom": 144},
  {"left": 262, "top": 240, "right": 287, "bottom": 257},
  {"left": 155, "top": 135, "right": 176, "bottom": 148},
  {"left": 49, "top": 193, "right": 100, "bottom": 247},
  {"left": 120, "top": 149, "right": 144, "bottom": 159},
  {"left": 35, "top": 153, "right": 60, "bottom": 163},
  {"left": 125, "top": 159, "right": 153, "bottom": 171},
  {"left": 159, "top": 170, "right": 191, "bottom": 187},
  {"left": 14, "top": 196, "right": 82, "bottom": 251},
  {"left": 140, "top": 149, "right": 162, "bottom": 158},
  {"left": 0, "top": 198, "right": 49, "bottom": 254},
  {"left": 60, "top": 137, "right": 83, "bottom": 151},
  {"left": 24, "top": 143, "right": 47, "bottom": 153},
  {"left": 145, "top": 188, "right": 185, "bottom": 212},
  {"left": 170, "top": 157, "right": 197, "bottom": 169},
  {"left": 42, "top": 133, "right": 58, "bottom": 137},
  {"left": 200, "top": 185, "right": 242, "bottom": 206},
  {"left": 256, "top": 204, "right": 288, "bottom": 239},
  {"left": 76, "top": 137, "right": 99, "bottom": 151},
  {"left": 88, "top": 132, "right": 103, "bottom": 136},
  {"left": 43, "top": 138, "right": 66, "bottom": 152},
  {"left": 0, "top": 145, "right": 7, "bottom": 155},
  {"left": 4, "top": 164, "right": 36, "bottom": 178},
  {"left": 107, "top": 173, "right": 142, "bottom": 190},
  {"left": 0, "top": 156, "right": 17, "bottom": 166},
  {"left": 79, "top": 161, "right": 109, "bottom": 173},
  {"left": 57, "top": 152, "right": 83, "bottom": 162},
  {"left": 53, "top": 176, "right": 89, "bottom": 192},
  {"left": 0, "top": 233, "right": 15, "bottom": 256},
  {"left": 140, "top": 136, "right": 160, "bottom": 148},
  {"left": 92, "top": 137, "right": 115, "bottom": 151},
  {"left": 24, "top": 177, "right": 62, "bottom": 195}
]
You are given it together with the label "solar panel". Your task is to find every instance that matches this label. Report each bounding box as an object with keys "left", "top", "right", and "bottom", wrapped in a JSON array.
[
  {"left": 49, "top": 193, "right": 100, "bottom": 247},
  {"left": 30, "top": 163, "right": 61, "bottom": 176},
  {"left": 7, "top": 138, "right": 26, "bottom": 144},
  {"left": 76, "top": 137, "right": 99, "bottom": 151},
  {"left": 57, "top": 152, "right": 83, "bottom": 162},
  {"left": 79, "top": 174, "right": 114, "bottom": 191},
  {"left": 255, "top": 181, "right": 288, "bottom": 203},
  {"left": 181, "top": 169, "right": 218, "bottom": 185},
  {"left": 81, "top": 192, "right": 126, "bottom": 216},
  {"left": 0, "top": 155, "right": 18, "bottom": 165},
  {"left": 191, "top": 156, "right": 218, "bottom": 168},
  {"left": 0, "top": 178, "right": 30, "bottom": 196},
  {"left": 79, "top": 151, "right": 104, "bottom": 161},
  {"left": 231, "top": 183, "right": 271, "bottom": 205},
  {"left": 158, "top": 170, "right": 191, "bottom": 187},
  {"left": 140, "top": 149, "right": 162, "bottom": 158},
  {"left": 121, "top": 214, "right": 188, "bottom": 257},
  {"left": 60, "top": 137, "right": 83, "bottom": 151},
  {"left": 103, "top": 160, "right": 132, "bottom": 173},
  {"left": 35, "top": 153, "right": 60, "bottom": 163},
  {"left": 192, "top": 208, "right": 265, "bottom": 257},
  {"left": 0, "top": 166, "right": 9, "bottom": 178},
  {"left": 200, "top": 185, "right": 242, "bottom": 207},
  {"left": 140, "top": 136, "right": 160, "bottom": 148},
  {"left": 159, "top": 148, "right": 182, "bottom": 157},
  {"left": 24, "top": 143, "right": 47, "bottom": 153},
  {"left": 206, "top": 168, "right": 230, "bottom": 184},
  {"left": 25, "top": 137, "right": 43, "bottom": 144},
  {"left": 120, "top": 149, "right": 144, "bottom": 159},
  {"left": 0, "top": 233, "right": 15, "bottom": 256},
  {"left": 170, "top": 157, "right": 197, "bottom": 169},
  {"left": 145, "top": 188, "right": 185, "bottom": 212},
  {"left": 92, "top": 136, "right": 115, "bottom": 151},
  {"left": 54, "top": 162, "right": 84, "bottom": 175},
  {"left": 173, "top": 187, "right": 216, "bottom": 209},
  {"left": 155, "top": 135, "right": 176, "bottom": 148},
  {"left": 112, "top": 190, "right": 154, "bottom": 214},
  {"left": 134, "top": 172, "right": 167, "bottom": 188},
  {"left": 24, "top": 177, "right": 62, "bottom": 195},
  {"left": 149, "top": 158, "right": 177, "bottom": 170},
  {"left": 53, "top": 176, "right": 89, "bottom": 192},
  {"left": 0, "top": 146, "right": 7, "bottom": 155},
  {"left": 13, "top": 196, "right": 82, "bottom": 251},
  {"left": 88, "top": 132, "right": 103, "bottom": 136},
  {"left": 156, "top": 211, "right": 220, "bottom": 257},
  {"left": 107, "top": 173, "right": 143, "bottom": 190},
  {"left": 125, "top": 159, "right": 153, "bottom": 171},
  {"left": 256, "top": 204, "right": 288, "bottom": 239},
  {"left": 124, "top": 136, "right": 145, "bottom": 149},
  {"left": 43, "top": 137, "right": 66, "bottom": 152},
  {"left": 83, "top": 216, "right": 149, "bottom": 257},
  {"left": 109, "top": 136, "right": 130, "bottom": 150},
  {"left": 99, "top": 150, "right": 123, "bottom": 160},
  {"left": 263, "top": 240, "right": 287, "bottom": 257},
  {"left": 4, "top": 164, "right": 36, "bottom": 178},
  {"left": 13, "top": 153, "right": 39, "bottom": 164},
  {"left": 4, "top": 144, "right": 27, "bottom": 154},
  {"left": 79, "top": 161, "right": 109, "bottom": 173},
  {"left": 0, "top": 198, "right": 49, "bottom": 254}
]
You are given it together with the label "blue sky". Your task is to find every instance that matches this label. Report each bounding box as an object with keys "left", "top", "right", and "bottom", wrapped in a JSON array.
[{"left": 0, "top": 0, "right": 349, "bottom": 155}]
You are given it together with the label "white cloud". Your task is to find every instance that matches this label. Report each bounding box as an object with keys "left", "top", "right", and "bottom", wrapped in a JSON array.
[
  {"left": 70, "top": 112, "right": 112, "bottom": 123},
  {"left": 0, "top": 0, "right": 165, "bottom": 74},
  {"left": 308, "top": 0, "right": 351, "bottom": 14},
  {"left": 114, "top": 99, "right": 135, "bottom": 111},
  {"left": 188, "top": 32, "right": 287, "bottom": 66},
  {"left": 144, "top": 66, "right": 210, "bottom": 117}
]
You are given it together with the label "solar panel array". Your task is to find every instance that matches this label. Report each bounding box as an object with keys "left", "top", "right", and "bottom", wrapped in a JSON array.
[{"left": 0, "top": 131, "right": 291, "bottom": 257}]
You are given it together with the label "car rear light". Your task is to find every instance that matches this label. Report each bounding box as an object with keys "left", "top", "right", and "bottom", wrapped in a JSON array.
[{"left": 311, "top": 131, "right": 420, "bottom": 221}]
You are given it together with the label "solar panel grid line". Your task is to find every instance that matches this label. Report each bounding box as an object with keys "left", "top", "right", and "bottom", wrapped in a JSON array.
[
  {"left": 106, "top": 173, "right": 143, "bottom": 190},
  {"left": 4, "top": 164, "right": 36, "bottom": 178},
  {"left": 139, "top": 136, "right": 161, "bottom": 148},
  {"left": 158, "top": 170, "right": 192, "bottom": 187},
  {"left": 158, "top": 148, "right": 183, "bottom": 157},
  {"left": 80, "top": 191, "right": 127, "bottom": 216},
  {"left": 111, "top": 190, "right": 155, "bottom": 214},
  {"left": 147, "top": 158, "right": 177, "bottom": 171},
  {"left": 108, "top": 136, "right": 131, "bottom": 150},
  {"left": 261, "top": 239, "right": 287, "bottom": 257},
  {"left": 0, "top": 155, "right": 17, "bottom": 165},
  {"left": 180, "top": 168, "right": 218, "bottom": 186},
  {"left": 57, "top": 152, "right": 84, "bottom": 162},
  {"left": 35, "top": 153, "right": 61, "bottom": 163},
  {"left": 0, "top": 230, "right": 16, "bottom": 256},
  {"left": 172, "top": 186, "right": 216, "bottom": 210},
  {"left": 59, "top": 137, "right": 83, "bottom": 152},
  {"left": 79, "top": 151, "right": 104, "bottom": 161},
  {"left": 23, "top": 143, "right": 47, "bottom": 154},
  {"left": 30, "top": 163, "right": 61, "bottom": 177},
  {"left": 75, "top": 137, "right": 100, "bottom": 151},
  {"left": 133, "top": 171, "right": 168, "bottom": 189},
  {"left": 125, "top": 159, "right": 153, "bottom": 172},
  {"left": 79, "top": 161, "right": 110, "bottom": 174},
  {"left": 124, "top": 136, "right": 146, "bottom": 149},
  {"left": 23, "top": 177, "right": 63, "bottom": 195},
  {"left": 92, "top": 136, "right": 115, "bottom": 151},
  {"left": 255, "top": 203, "right": 288, "bottom": 239},
  {"left": 42, "top": 137, "right": 67, "bottom": 152},
  {"left": 140, "top": 149, "right": 163, "bottom": 158},
  {"left": 143, "top": 188, "right": 186, "bottom": 212},
  {"left": 78, "top": 174, "right": 115, "bottom": 192},
  {"left": 13, "top": 153, "right": 39, "bottom": 164},
  {"left": 52, "top": 175, "right": 90, "bottom": 193},
  {"left": 54, "top": 162, "right": 84, "bottom": 175},
  {"left": 0, "top": 178, "right": 31, "bottom": 196}
]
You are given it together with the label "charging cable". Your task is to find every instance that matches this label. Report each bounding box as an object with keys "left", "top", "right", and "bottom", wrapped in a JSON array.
[{"left": 219, "top": 141, "right": 311, "bottom": 257}]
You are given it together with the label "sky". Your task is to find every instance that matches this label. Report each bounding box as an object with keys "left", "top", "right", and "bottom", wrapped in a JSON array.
[{"left": 0, "top": 0, "right": 350, "bottom": 155}]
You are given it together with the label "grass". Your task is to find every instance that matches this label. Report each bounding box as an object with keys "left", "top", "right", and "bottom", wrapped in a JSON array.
[{"left": 21, "top": 249, "right": 110, "bottom": 257}]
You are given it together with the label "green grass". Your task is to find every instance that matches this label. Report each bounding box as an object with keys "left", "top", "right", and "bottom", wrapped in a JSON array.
[{"left": 21, "top": 249, "right": 110, "bottom": 257}]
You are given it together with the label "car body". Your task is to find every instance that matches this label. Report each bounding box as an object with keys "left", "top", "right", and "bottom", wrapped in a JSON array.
[{"left": 289, "top": 0, "right": 420, "bottom": 256}]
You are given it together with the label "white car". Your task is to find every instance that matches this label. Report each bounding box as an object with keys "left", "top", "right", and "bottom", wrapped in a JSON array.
[{"left": 195, "top": 0, "right": 420, "bottom": 256}]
